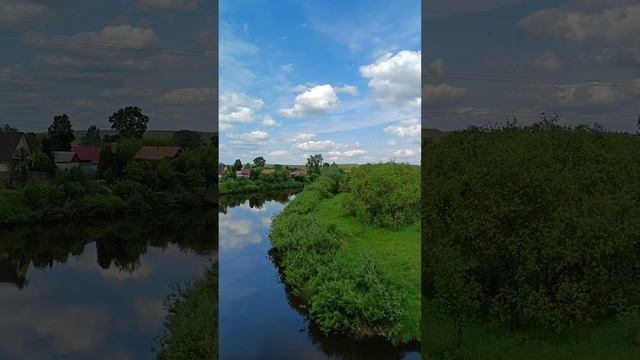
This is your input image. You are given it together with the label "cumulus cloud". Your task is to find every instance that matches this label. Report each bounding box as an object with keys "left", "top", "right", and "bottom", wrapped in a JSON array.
[
  {"left": 328, "top": 149, "right": 366, "bottom": 158},
  {"left": 219, "top": 92, "right": 264, "bottom": 130},
  {"left": 26, "top": 24, "right": 159, "bottom": 51},
  {"left": 519, "top": 5, "right": 640, "bottom": 47},
  {"left": 392, "top": 148, "right": 418, "bottom": 158},
  {"left": 261, "top": 115, "right": 280, "bottom": 127},
  {"left": 228, "top": 130, "right": 269, "bottom": 141},
  {"left": 285, "top": 133, "right": 316, "bottom": 143},
  {"left": 423, "top": 83, "right": 466, "bottom": 104},
  {"left": 279, "top": 84, "right": 354, "bottom": 118},
  {"left": 383, "top": 118, "right": 420, "bottom": 138},
  {"left": 295, "top": 139, "right": 337, "bottom": 151},
  {"left": 335, "top": 85, "right": 358, "bottom": 96},
  {"left": 136, "top": 0, "right": 200, "bottom": 11},
  {"left": 360, "top": 50, "right": 421, "bottom": 111},
  {"left": 555, "top": 82, "right": 622, "bottom": 106},
  {"left": 0, "top": 0, "right": 53, "bottom": 29},
  {"left": 269, "top": 150, "right": 290, "bottom": 157}
]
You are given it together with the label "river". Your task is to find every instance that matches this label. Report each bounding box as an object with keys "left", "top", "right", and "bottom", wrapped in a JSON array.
[
  {"left": 0, "top": 210, "right": 217, "bottom": 359},
  {"left": 219, "top": 191, "right": 421, "bottom": 360}
]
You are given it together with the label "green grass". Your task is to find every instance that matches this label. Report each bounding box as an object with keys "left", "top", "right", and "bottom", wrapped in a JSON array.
[
  {"left": 315, "top": 193, "right": 421, "bottom": 343},
  {"left": 423, "top": 301, "right": 640, "bottom": 359}
]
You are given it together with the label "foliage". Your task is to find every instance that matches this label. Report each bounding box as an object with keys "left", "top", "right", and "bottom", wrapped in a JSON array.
[
  {"left": 1, "top": 123, "right": 18, "bottom": 132},
  {"left": 81, "top": 125, "right": 102, "bottom": 145},
  {"left": 47, "top": 114, "right": 75, "bottom": 151},
  {"left": 232, "top": 159, "right": 242, "bottom": 171},
  {"left": 155, "top": 265, "right": 217, "bottom": 360},
  {"left": 306, "top": 154, "right": 323, "bottom": 178},
  {"left": 344, "top": 163, "right": 420, "bottom": 228},
  {"left": 253, "top": 156, "right": 266, "bottom": 167},
  {"left": 109, "top": 106, "right": 149, "bottom": 139},
  {"left": 422, "top": 123, "right": 640, "bottom": 352},
  {"left": 172, "top": 130, "right": 203, "bottom": 149}
]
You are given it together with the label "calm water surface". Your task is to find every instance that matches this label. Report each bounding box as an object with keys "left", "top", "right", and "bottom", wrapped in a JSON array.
[
  {"left": 0, "top": 211, "right": 216, "bottom": 359},
  {"left": 219, "top": 192, "right": 420, "bottom": 360}
]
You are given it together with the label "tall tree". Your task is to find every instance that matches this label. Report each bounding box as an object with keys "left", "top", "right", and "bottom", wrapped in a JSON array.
[
  {"left": 253, "top": 156, "right": 266, "bottom": 168},
  {"left": 109, "top": 106, "right": 149, "bottom": 139},
  {"left": 233, "top": 159, "right": 242, "bottom": 171},
  {"left": 306, "top": 154, "right": 323, "bottom": 175},
  {"left": 81, "top": 125, "right": 101, "bottom": 145},
  {"left": 0, "top": 123, "right": 17, "bottom": 132},
  {"left": 48, "top": 114, "right": 75, "bottom": 151}
]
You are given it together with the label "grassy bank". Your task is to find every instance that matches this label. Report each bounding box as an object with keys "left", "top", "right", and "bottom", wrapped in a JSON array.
[
  {"left": 270, "top": 163, "right": 420, "bottom": 344},
  {"left": 219, "top": 177, "right": 303, "bottom": 195},
  {"left": 422, "top": 123, "right": 640, "bottom": 358},
  {"left": 155, "top": 265, "right": 218, "bottom": 360}
]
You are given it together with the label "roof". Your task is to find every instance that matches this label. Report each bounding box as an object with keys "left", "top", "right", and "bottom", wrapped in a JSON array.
[
  {"left": 240, "top": 168, "right": 252, "bottom": 175},
  {"left": 52, "top": 151, "right": 79, "bottom": 163},
  {"left": 261, "top": 168, "right": 275, "bottom": 175},
  {"left": 134, "top": 146, "right": 182, "bottom": 160},
  {"left": 0, "top": 133, "right": 24, "bottom": 162},
  {"left": 73, "top": 146, "right": 101, "bottom": 165}
]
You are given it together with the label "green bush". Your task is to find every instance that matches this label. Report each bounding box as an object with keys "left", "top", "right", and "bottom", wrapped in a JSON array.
[{"left": 346, "top": 163, "right": 420, "bottom": 228}]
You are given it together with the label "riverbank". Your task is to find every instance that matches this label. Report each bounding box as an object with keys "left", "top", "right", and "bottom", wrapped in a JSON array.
[
  {"left": 219, "top": 177, "right": 303, "bottom": 195},
  {"left": 269, "top": 164, "right": 420, "bottom": 345},
  {"left": 155, "top": 265, "right": 218, "bottom": 360},
  {"left": 422, "top": 123, "right": 640, "bottom": 358}
]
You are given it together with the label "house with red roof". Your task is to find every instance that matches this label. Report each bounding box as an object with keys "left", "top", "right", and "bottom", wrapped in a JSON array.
[{"left": 73, "top": 146, "right": 101, "bottom": 171}]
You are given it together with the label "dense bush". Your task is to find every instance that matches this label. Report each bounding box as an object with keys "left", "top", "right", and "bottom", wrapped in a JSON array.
[
  {"left": 344, "top": 163, "right": 420, "bottom": 227},
  {"left": 219, "top": 175, "right": 304, "bottom": 195},
  {"left": 269, "top": 165, "right": 405, "bottom": 343},
  {"left": 423, "top": 123, "right": 640, "bottom": 334}
]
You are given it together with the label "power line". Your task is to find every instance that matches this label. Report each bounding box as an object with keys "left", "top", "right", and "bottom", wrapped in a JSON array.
[
  {"left": 426, "top": 9, "right": 639, "bottom": 29},
  {"left": 422, "top": 108, "right": 639, "bottom": 122},
  {"left": 0, "top": 30, "right": 215, "bottom": 58},
  {"left": 425, "top": 71, "right": 640, "bottom": 88}
]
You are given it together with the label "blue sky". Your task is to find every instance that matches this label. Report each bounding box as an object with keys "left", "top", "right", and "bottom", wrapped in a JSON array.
[
  {"left": 0, "top": 0, "right": 216, "bottom": 133},
  {"left": 424, "top": 0, "right": 640, "bottom": 131},
  {"left": 219, "top": 0, "right": 421, "bottom": 165}
]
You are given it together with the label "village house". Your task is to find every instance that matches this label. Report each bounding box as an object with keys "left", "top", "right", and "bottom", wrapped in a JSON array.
[
  {"left": 261, "top": 168, "right": 276, "bottom": 176},
  {"left": 134, "top": 146, "right": 183, "bottom": 161},
  {"left": 236, "top": 168, "right": 252, "bottom": 178},
  {"left": 0, "top": 132, "right": 30, "bottom": 173},
  {"left": 52, "top": 151, "right": 80, "bottom": 170},
  {"left": 290, "top": 168, "right": 306, "bottom": 177},
  {"left": 73, "top": 145, "right": 101, "bottom": 172}
]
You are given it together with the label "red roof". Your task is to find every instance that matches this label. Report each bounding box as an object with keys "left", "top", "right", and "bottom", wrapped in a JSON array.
[
  {"left": 241, "top": 168, "right": 252, "bottom": 175},
  {"left": 135, "top": 146, "right": 183, "bottom": 160},
  {"left": 73, "top": 146, "right": 101, "bottom": 165}
]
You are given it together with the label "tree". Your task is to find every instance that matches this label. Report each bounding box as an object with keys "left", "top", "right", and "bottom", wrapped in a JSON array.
[
  {"left": 48, "top": 114, "right": 75, "bottom": 151},
  {"left": 81, "top": 125, "right": 101, "bottom": 145},
  {"left": 243, "top": 163, "right": 251, "bottom": 169},
  {"left": 306, "top": 154, "right": 323, "bottom": 175},
  {"left": 253, "top": 156, "right": 266, "bottom": 168},
  {"left": 233, "top": 159, "right": 242, "bottom": 171},
  {"left": 109, "top": 106, "right": 149, "bottom": 139},
  {"left": 1, "top": 123, "right": 17, "bottom": 132},
  {"left": 172, "top": 130, "right": 203, "bottom": 149}
]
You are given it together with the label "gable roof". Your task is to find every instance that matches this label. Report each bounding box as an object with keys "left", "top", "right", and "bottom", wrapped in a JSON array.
[
  {"left": 0, "top": 133, "right": 25, "bottom": 162},
  {"left": 240, "top": 168, "right": 252, "bottom": 175},
  {"left": 73, "top": 146, "right": 101, "bottom": 165},
  {"left": 52, "top": 151, "right": 79, "bottom": 163},
  {"left": 135, "top": 146, "right": 182, "bottom": 160}
]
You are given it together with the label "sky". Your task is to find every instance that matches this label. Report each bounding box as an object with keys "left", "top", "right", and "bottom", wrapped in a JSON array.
[
  {"left": 219, "top": 0, "right": 421, "bottom": 165},
  {"left": 0, "top": 0, "right": 216, "bottom": 133},
  {"left": 424, "top": 0, "right": 640, "bottom": 132}
]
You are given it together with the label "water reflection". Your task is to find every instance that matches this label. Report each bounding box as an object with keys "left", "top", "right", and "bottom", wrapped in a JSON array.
[
  {"left": 0, "top": 210, "right": 216, "bottom": 359},
  {"left": 219, "top": 191, "right": 420, "bottom": 360}
]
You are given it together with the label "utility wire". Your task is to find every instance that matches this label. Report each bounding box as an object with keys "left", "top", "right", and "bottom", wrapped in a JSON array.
[{"left": 425, "top": 71, "right": 640, "bottom": 88}]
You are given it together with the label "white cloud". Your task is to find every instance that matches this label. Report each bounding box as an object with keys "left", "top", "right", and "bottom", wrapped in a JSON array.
[
  {"left": 137, "top": 0, "right": 200, "bottom": 11},
  {"left": 555, "top": 82, "right": 621, "bottom": 105},
  {"left": 286, "top": 132, "right": 316, "bottom": 143},
  {"left": 328, "top": 149, "right": 366, "bottom": 157},
  {"left": 219, "top": 92, "right": 264, "bottom": 129},
  {"left": 423, "top": 83, "right": 466, "bottom": 104},
  {"left": 279, "top": 84, "right": 354, "bottom": 118},
  {"left": 270, "top": 150, "right": 290, "bottom": 157},
  {"left": 383, "top": 118, "right": 420, "bottom": 138},
  {"left": 295, "top": 140, "right": 338, "bottom": 151},
  {"left": 281, "top": 63, "right": 294, "bottom": 72},
  {"left": 261, "top": 115, "right": 280, "bottom": 127},
  {"left": 360, "top": 50, "right": 421, "bottom": 111},
  {"left": 335, "top": 85, "right": 358, "bottom": 96},
  {"left": 0, "top": 0, "right": 53, "bottom": 29},
  {"left": 392, "top": 148, "right": 418, "bottom": 157}
]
